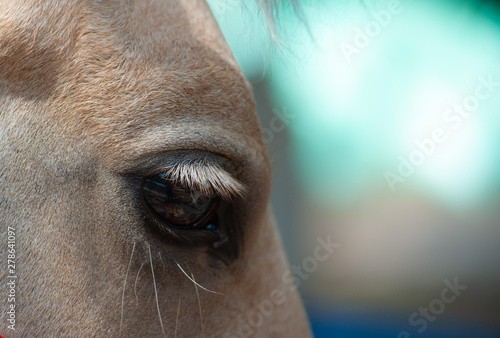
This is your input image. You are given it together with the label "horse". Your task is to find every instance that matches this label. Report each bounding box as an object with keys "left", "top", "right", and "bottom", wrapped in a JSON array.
[{"left": 0, "top": 0, "right": 311, "bottom": 336}]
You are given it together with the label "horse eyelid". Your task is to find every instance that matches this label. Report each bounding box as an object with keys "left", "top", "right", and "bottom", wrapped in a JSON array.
[{"left": 155, "top": 161, "right": 247, "bottom": 201}]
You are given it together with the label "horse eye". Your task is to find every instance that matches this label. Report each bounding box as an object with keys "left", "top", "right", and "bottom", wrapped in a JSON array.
[{"left": 141, "top": 174, "right": 219, "bottom": 232}]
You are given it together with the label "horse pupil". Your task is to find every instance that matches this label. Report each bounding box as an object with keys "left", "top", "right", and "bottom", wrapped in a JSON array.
[{"left": 141, "top": 174, "right": 215, "bottom": 229}]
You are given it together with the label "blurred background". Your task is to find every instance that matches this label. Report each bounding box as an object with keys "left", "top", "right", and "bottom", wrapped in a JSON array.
[{"left": 207, "top": 0, "right": 500, "bottom": 337}]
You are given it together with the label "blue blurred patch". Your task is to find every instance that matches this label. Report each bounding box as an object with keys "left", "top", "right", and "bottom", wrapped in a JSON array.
[{"left": 308, "top": 307, "right": 500, "bottom": 338}]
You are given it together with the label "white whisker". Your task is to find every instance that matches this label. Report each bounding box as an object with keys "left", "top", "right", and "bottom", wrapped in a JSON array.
[
  {"left": 134, "top": 262, "right": 145, "bottom": 303},
  {"left": 158, "top": 251, "right": 167, "bottom": 281},
  {"left": 173, "top": 259, "right": 224, "bottom": 296},
  {"left": 192, "top": 273, "right": 205, "bottom": 338},
  {"left": 149, "top": 244, "right": 166, "bottom": 338},
  {"left": 120, "top": 241, "right": 136, "bottom": 333}
]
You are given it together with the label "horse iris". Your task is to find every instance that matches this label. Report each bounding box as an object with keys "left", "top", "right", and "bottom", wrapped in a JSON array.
[{"left": 141, "top": 174, "right": 217, "bottom": 230}]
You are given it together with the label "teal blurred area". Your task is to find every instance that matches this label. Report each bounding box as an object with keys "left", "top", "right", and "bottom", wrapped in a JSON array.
[{"left": 208, "top": 0, "right": 500, "bottom": 336}]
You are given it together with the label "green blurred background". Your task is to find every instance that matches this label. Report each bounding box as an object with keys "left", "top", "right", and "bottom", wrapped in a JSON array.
[{"left": 207, "top": 0, "right": 500, "bottom": 337}]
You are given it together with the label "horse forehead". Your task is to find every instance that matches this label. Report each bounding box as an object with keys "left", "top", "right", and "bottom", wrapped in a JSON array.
[
  {"left": 1, "top": 0, "right": 259, "bottom": 150},
  {"left": 79, "top": 1, "right": 255, "bottom": 141},
  {"left": 1, "top": 0, "right": 232, "bottom": 57},
  {"left": 94, "top": 0, "right": 236, "bottom": 67},
  {"left": 70, "top": 0, "right": 244, "bottom": 93}
]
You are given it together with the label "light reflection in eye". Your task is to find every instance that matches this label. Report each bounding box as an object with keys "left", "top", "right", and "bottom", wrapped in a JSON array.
[{"left": 141, "top": 174, "right": 218, "bottom": 229}]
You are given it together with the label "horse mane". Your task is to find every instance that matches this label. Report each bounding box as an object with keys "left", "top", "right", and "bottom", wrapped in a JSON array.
[
  {"left": 255, "top": 0, "right": 304, "bottom": 20},
  {"left": 254, "top": 0, "right": 308, "bottom": 39}
]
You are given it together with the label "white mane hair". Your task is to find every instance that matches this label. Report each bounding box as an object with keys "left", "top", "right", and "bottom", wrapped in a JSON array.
[
  {"left": 255, "top": 0, "right": 305, "bottom": 20},
  {"left": 254, "top": 0, "right": 308, "bottom": 39}
]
